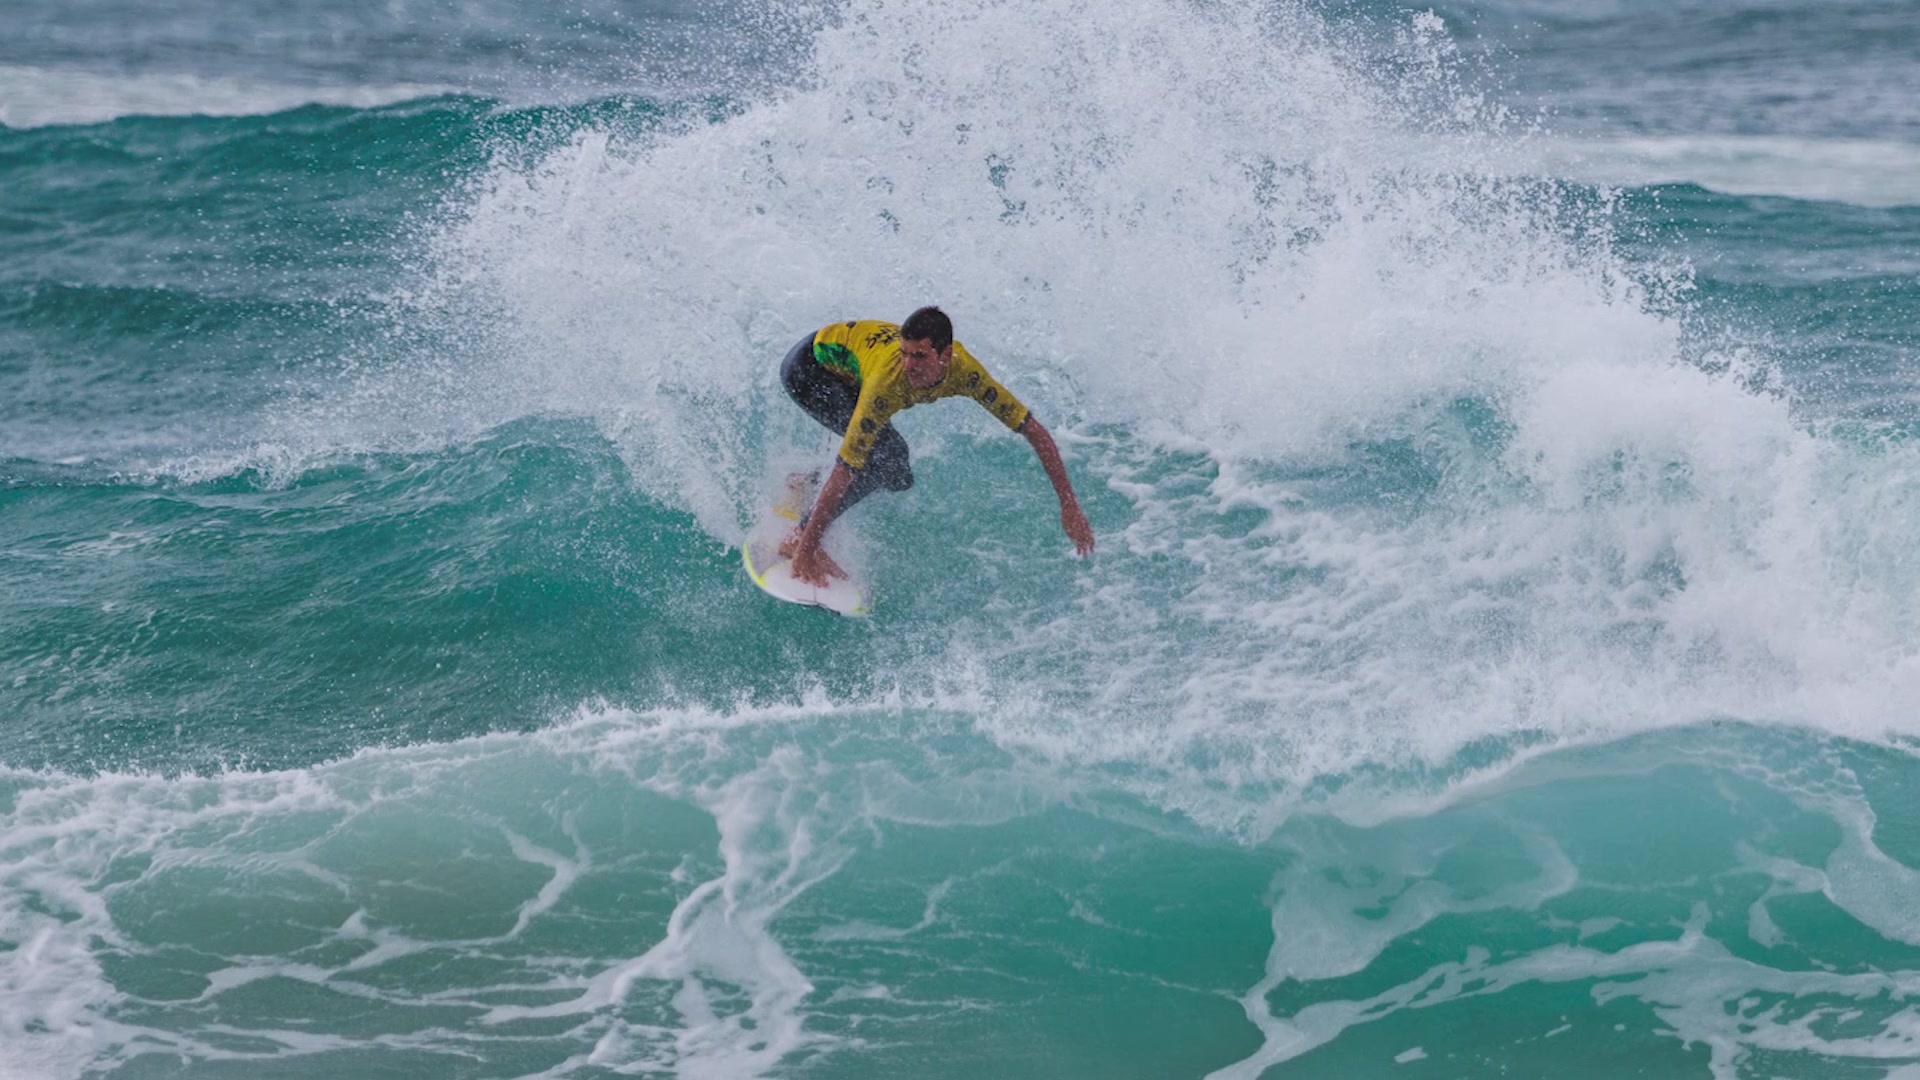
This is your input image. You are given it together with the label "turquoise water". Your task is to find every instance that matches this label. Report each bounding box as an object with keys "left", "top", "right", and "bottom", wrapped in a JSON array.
[{"left": 4, "top": 1, "right": 1920, "bottom": 1076}]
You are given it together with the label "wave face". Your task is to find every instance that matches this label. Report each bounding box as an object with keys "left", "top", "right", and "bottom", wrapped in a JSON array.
[{"left": 3, "top": 0, "right": 1919, "bottom": 1076}]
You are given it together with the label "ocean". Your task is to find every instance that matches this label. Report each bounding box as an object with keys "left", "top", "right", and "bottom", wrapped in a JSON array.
[{"left": 3, "top": 0, "right": 1918, "bottom": 1076}]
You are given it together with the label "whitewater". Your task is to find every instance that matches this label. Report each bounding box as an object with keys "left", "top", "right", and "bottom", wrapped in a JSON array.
[{"left": 3, "top": 0, "right": 1919, "bottom": 1076}]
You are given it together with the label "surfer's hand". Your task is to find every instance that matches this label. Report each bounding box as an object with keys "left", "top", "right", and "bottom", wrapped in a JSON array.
[
  {"left": 1062, "top": 503, "right": 1095, "bottom": 556},
  {"left": 790, "top": 544, "right": 847, "bottom": 587}
]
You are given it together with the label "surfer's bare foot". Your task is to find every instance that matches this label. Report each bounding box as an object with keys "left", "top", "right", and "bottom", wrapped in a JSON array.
[{"left": 778, "top": 526, "right": 803, "bottom": 560}]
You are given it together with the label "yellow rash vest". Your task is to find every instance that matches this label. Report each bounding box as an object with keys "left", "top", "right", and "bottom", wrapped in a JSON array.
[{"left": 810, "top": 320, "right": 1031, "bottom": 469}]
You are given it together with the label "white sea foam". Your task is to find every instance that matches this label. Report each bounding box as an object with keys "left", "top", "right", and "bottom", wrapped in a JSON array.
[
  {"left": 0, "top": 64, "right": 449, "bottom": 129},
  {"left": 363, "top": 0, "right": 1569, "bottom": 538}
]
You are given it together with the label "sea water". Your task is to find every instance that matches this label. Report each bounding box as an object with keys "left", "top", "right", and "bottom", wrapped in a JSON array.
[{"left": 3, "top": 0, "right": 1919, "bottom": 1076}]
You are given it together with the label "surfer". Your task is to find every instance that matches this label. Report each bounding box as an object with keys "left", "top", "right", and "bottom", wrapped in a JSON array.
[{"left": 778, "top": 306, "right": 1095, "bottom": 586}]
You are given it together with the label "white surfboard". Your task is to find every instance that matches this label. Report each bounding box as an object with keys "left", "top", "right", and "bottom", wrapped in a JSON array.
[{"left": 741, "top": 473, "right": 871, "bottom": 617}]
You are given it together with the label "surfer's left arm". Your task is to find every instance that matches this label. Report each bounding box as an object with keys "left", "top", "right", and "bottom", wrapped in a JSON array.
[
  {"left": 1020, "top": 417, "right": 1095, "bottom": 556},
  {"left": 787, "top": 461, "right": 854, "bottom": 586}
]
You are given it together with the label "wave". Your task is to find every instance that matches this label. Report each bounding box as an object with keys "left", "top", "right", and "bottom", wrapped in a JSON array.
[
  {"left": 1521, "top": 133, "right": 1920, "bottom": 209},
  {"left": 7, "top": 2, "right": 1920, "bottom": 1074},
  {"left": 1, "top": 0, "right": 1884, "bottom": 789},
  {"left": 7, "top": 0, "right": 1917, "bottom": 785},
  {"left": 0, "top": 64, "right": 451, "bottom": 130},
  {"left": 2, "top": 708, "right": 1916, "bottom": 1078},
  {"left": 356, "top": 0, "right": 1920, "bottom": 771}
]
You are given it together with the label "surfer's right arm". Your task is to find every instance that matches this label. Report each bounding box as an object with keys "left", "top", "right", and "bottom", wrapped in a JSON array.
[{"left": 789, "top": 461, "right": 854, "bottom": 587}]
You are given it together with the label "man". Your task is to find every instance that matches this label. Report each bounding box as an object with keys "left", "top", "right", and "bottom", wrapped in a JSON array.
[{"left": 778, "top": 306, "right": 1095, "bottom": 586}]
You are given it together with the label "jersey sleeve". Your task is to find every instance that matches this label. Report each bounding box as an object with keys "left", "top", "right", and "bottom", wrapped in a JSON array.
[
  {"left": 953, "top": 346, "right": 1031, "bottom": 433},
  {"left": 837, "top": 378, "right": 904, "bottom": 470}
]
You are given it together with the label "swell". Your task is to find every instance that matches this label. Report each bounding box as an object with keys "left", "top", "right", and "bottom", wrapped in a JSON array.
[
  {"left": 0, "top": 95, "right": 720, "bottom": 300},
  {"left": 0, "top": 422, "right": 706, "bottom": 774}
]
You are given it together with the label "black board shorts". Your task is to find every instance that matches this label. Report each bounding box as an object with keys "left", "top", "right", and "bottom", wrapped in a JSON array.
[{"left": 779, "top": 333, "right": 912, "bottom": 512}]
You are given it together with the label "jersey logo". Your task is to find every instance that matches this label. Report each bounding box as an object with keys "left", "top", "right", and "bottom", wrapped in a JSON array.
[
  {"left": 860, "top": 418, "right": 877, "bottom": 434},
  {"left": 980, "top": 386, "right": 999, "bottom": 405},
  {"left": 816, "top": 342, "right": 860, "bottom": 379},
  {"left": 863, "top": 326, "right": 899, "bottom": 349}
]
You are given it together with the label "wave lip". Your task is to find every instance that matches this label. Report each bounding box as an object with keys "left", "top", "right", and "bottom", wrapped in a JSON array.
[
  {"left": 1523, "top": 134, "right": 1920, "bottom": 208},
  {"left": 0, "top": 64, "right": 451, "bottom": 129}
]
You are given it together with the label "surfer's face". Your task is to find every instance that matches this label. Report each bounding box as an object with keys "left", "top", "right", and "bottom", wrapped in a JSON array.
[{"left": 900, "top": 337, "right": 950, "bottom": 388}]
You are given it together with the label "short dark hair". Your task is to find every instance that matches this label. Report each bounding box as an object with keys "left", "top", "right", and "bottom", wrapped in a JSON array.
[{"left": 900, "top": 306, "right": 953, "bottom": 352}]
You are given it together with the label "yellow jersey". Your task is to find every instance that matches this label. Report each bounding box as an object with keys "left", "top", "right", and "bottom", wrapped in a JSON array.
[{"left": 811, "top": 320, "right": 1032, "bottom": 469}]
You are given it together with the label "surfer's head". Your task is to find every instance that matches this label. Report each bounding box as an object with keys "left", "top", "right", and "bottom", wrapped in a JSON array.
[
  {"left": 901, "top": 305, "right": 953, "bottom": 353},
  {"left": 900, "top": 305, "right": 954, "bottom": 387}
]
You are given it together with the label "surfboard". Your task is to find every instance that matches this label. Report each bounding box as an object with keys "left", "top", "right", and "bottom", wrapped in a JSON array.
[{"left": 742, "top": 472, "right": 871, "bottom": 617}]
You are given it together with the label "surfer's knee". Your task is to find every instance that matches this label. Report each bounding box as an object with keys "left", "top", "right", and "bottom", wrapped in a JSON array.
[{"left": 871, "top": 438, "right": 912, "bottom": 491}]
